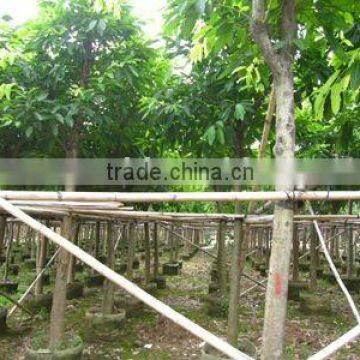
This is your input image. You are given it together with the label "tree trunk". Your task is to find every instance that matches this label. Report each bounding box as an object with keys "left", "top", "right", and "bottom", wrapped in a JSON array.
[
  {"left": 292, "top": 224, "right": 299, "bottom": 282},
  {"left": 67, "top": 222, "right": 80, "bottom": 283},
  {"left": 102, "top": 222, "right": 115, "bottom": 314},
  {"left": 153, "top": 222, "right": 159, "bottom": 279},
  {"left": 252, "top": 0, "right": 296, "bottom": 356},
  {"left": 217, "top": 220, "right": 227, "bottom": 294},
  {"left": 347, "top": 200, "right": 354, "bottom": 277},
  {"left": 227, "top": 218, "right": 246, "bottom": 345},
  {"left": 3, "top": 224, "right": 13, "bottom": 281},
  {"left": 35, "top": 222, "right": 48, "bottom": 296},
  {"left": 0, "top": 216, "right": 6, "bottom": 261},
  {"left": 144, "top": 222, "right": 151, "bottom": 284},
  {"left": 310, "top": 227, "right": 317, "bottom": 290},
  {"left": 49, "top": 216, "right": 71, "bottom": 349},
  {"left": 126, "top": 223, "right": 135, "bottom": 280}
]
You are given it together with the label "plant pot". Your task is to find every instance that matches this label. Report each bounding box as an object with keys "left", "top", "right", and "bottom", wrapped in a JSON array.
[
  {"left": 66, "top": 282, "right": 84, "bottom": 300},
  {"left": 24, "top": 293, "right": 53, "bottom": 314},
  {"left": 85, "top": 307, "right": 126, "bottom": 330},
  {"left": 133, "top": 257, "right": 140, "bottom": 270},
  {"left": 0, "top": 280, "right": 18, "bottom": 294},
  {"left": 162, "top": 262, "right": 181, "bottom": 276},
  {"left": 115, "top": 263, "right": 127, "bottom": 274},
  {"left": 24, "top": 259, "right": 37, "bottom": 270},
  {"left": 144, "top": 282, "right": 157, "bottom": 294},
  {"left": 84, "top": 274, "right": 104, "bottom": 287},
  {"left": 9, "top": 264, "right": 20, "bottom": 276},
  {"left": 288, "top": 281, "right": 308, "bottom": 302},
  {"left": 114, "top": 294, "right": 144, "bottom": 318},
  {"left": 25, "top": 342, "right": 84, "bottom": 360},
  {"left": 154, "top": 276, "right": 166, "bottom": 289}
]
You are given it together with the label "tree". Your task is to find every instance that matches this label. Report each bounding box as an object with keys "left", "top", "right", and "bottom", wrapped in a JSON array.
[{"left": 0, "top": 0, "right": 159, "bottom": 161}]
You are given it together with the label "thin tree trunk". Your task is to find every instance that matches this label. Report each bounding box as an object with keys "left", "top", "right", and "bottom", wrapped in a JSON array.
[
  {"left": 35, "top": 223, "right": 48, "bottom": 296},
  {"left": 49, "top": 216, "right": 71, "bottom": 349},
  {"left": 227, "top": 218, "right": 246, "bottom": 345},
  {"left": 102, "top": 222, "right": 115, "bottom": 314},
  {"left": 347, "top": 200, "right": 354, "bottom": 277},
  {"left": 126, "top": 223, "right": 135, "bottom": 280},
  {"left": 252, "top": 0, "right": 296, "bottom": 357},
  {"left": 217, "top": 220, "right": 227, "bottom": 294},
  {"left": 144, "top": 222, "right": 151, "bottom": 285},
  {"left": 310, "top": 227, "right": 317, "bottom": 290},
  {"left": 153, "top": 222, "right": 159, "bottom": 279},
  {"left": 67, "top": 222, "right": 80, "bottom": 283},
  {"left": 0, "top": 216, "right": 6, "bottom": 261},
  {"left": 292, "top": 224, "right": 299, "bottom": 281},
  {"left": 4, "top": 223, "right": 13, "bottom": 281}
]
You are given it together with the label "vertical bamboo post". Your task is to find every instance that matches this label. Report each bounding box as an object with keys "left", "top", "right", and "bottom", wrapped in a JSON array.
[
  {"left": 49, "top": 215, "right": 71, "bottom": 349},
  {"left": 3, "top": 223, "right": 13, "bottom": 281},
  {"left": 35, "top": 221, "right": 49, "bottom": 296},
  {"left": 67, "top": 222, "right": 80, "bottom": 283},
  {"left": 347, "top": 201, "right": 354, "bottom": 277},
  {"left": 0, "top": 216, "right": 6, "bottom": 261},
  {"left": 292, "top": 223, "right": 299, "bottom": 281},
  {"left": 94, "top": 221, "right": 100, "bottom": 259},
  {"left": 153, "top": 222, "right": 159, "bottom": 280},
  {"left": 102, "top": 221, "right": 115, "bottom": 314},
  {"left": 169, "top": 223, "right": 175, "bottom": 263},
  {"left": 126, "top": 223, "right": 135, "bottom": 280},
  {"left": 217, "top": 220, "right": 227, "bottom": 294},
  {"left": 144, "top": 222, "right": 151, "bottom": 285},
  {"left": 310, "top": 227, "right": 317, "bottom": 290}
]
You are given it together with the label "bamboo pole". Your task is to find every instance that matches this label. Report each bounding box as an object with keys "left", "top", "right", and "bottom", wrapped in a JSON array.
[
  {"left": 308, "top": 325, "right": 360, "bottom": 360},
  {"left": 0, "top": 191, "right": 360, "bottom": 202},
  {"left": 9, "top": 249, "right": 59, "bottom": 317},
  {"left": 0, "top": 197, "right": 251, "bottom": 360},
  {"left": 307, "top": 202, "right": 360, "bottom": 324}
]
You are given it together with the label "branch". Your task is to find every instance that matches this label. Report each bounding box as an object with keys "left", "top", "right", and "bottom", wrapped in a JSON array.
[{"left": 251, "top": 0, "right": 282, "bottom": 76}]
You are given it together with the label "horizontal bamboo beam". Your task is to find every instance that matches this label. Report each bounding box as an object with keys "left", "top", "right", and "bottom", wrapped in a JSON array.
[
  {"left": 0, "top": 191, "right": 359, "bottom": 202},
  {"left": 10, "top": 200, "right": 126, "bottom": 210},
  {"left": 0, "top": 197, "right": 252, "bottom": 360}
]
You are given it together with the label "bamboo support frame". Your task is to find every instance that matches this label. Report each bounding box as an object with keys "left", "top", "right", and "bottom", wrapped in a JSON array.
[
  {"left": 8, "top": 249, "right": 60, "bottom": 317},
  {"left": 308, "top": 325, "right": 360, "bottom": 360},
  {"left": 307, "top": 202, "right": 360, "bottom": 324},
  {"left": 0, "top": 196, "right": 252, "bottom": 360}
]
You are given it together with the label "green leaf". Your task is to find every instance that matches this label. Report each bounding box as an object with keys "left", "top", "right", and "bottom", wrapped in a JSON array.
[
  {"left": 216, "top": 126, "right": 225, "bottom": 145},
  {"left": 65, "top": 116, "right": 74, "bottom": 127},
  {"left": 34, "top": 112, "right": 43, "bottom": 121},
  {"left": 25, "top": 126, "right": 33, "bottom": 138},
  {"left": 204, "top": 125, "right": 216, "bottom": 145},
  {"left": 97, "top": 19, "right": 107, "bottom": 35},
  {"left": 330, "top": 83, "right": 342, "bottom": 115},
  {"left": 234, "top": 103, "right": 245, "bottom": 121},
  {"left": 87, "top": 20, "right": 98, "bottom": 32},
  {"left": 36, "top": 92, "right": 48, "bottom": 101},
  {"left": 52, "top": 125, "right": 59, "bottom": 136},
  {"left": 55, "top": 113, "right": 64, "bottom": 124}
]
